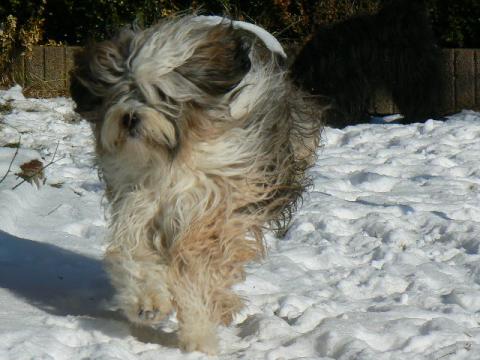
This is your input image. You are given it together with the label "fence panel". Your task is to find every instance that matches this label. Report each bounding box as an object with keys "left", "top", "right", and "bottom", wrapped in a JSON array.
[
  {"left": 44, "top": 46, "right": 66, "bottom": 91},
  {"left": 455, "top": 49, "right": 476, "bottom": 111}
]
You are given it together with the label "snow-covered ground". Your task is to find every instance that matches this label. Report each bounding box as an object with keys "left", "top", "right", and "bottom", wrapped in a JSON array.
[{"left": 1, "top": 85, "right": 480, "bottom": 359}]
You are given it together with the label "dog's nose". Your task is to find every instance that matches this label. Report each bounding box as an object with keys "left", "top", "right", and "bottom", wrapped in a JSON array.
[{"left": 122, "top": 113, "right": 140, "bottom": 134}]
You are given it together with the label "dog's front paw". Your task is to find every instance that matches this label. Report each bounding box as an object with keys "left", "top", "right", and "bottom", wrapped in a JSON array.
[
  {"left": 179, "top": 328, "right": 219, "bottom": 355},
  {"left": 121, "top": 291, "right": 173, "bottom": 326},
  {"left": 137, "top": 308, "right": 162, "bottom": 322}
]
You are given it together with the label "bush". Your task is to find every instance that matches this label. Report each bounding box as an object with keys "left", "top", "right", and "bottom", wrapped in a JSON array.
[
  {"left": 0, "top": 0, "right": 383, "bottom": 45},
  {"left": 0, "top": 0, "right": 479, "bottom": 48},
  {"left": 0, "top": 1, "right": 45, "bottom": 85},
  {"left": 427, "top": 0, "right": 480, "bottom": 48}
]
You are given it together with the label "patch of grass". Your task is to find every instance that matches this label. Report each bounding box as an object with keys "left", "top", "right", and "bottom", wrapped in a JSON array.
[
  {"left": 4, "top": 142, "right": 20, "bottom": 148},
  {"left": 23, "top": 86, "right": 69, "bottom": 99},
  {"left": 0, "top": 102, "right": 13, "bottom": 114}
]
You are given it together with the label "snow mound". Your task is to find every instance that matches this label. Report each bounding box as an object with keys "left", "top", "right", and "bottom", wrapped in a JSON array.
[{"left": 1, "top": 86, "right": 480, "bottom": 359}]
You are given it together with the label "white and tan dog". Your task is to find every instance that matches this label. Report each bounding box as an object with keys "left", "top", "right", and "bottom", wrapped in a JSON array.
[{"left": 70, "top": 15, "right": 323, "bottom": 354}]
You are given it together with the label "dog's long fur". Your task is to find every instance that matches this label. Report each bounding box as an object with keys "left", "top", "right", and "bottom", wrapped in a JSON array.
[
  {"left": 291, "top": 0, "right": 443, "bottom": 128},
  {"left": 70, "top": 16, "right": 323, "bottom": 354}
]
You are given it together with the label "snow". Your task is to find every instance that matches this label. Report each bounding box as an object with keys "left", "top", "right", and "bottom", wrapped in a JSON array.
[{"left": 1, "top": 85, "right": 480, "bottom": 359}]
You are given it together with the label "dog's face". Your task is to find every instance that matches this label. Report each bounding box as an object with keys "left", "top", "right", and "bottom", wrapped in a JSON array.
[{"left": 71, "top": 17, "right": 254, "bottom": 170}]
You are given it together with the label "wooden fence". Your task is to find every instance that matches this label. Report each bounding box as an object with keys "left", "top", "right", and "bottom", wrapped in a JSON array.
[
  {"left": 369, "top": 49, "right": 480, "bottom": 115},
  {"left": 8, "top": 46, "right": 480, "bottom": 115},
  {"left": 11, "top": 46, "right": 81, "bottom": 97}
]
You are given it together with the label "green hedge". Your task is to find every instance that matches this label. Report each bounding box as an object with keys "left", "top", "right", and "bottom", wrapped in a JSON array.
[
  {"left": 427, "top": 0, "right": 480, "bottom": 48},
  {"left": 1, "top": 0, "right": 479, "bottom": 48},
  {"left": 0, "top": 0, "right": 379, "bottom": 45}
]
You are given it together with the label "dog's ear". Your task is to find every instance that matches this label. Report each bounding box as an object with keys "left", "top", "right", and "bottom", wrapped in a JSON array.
[
  {"left": 69, "top": 73, "right": 102, "bottom": 121},
  {"left": 70, "top": 29, "right": 134, "bottom": 118},
  {"left": 176, "top": 24, "right": 251, "bottom": 96}
]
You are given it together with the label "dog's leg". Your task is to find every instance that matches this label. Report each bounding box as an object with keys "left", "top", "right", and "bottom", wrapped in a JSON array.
[
  {"left": 168, "top": 266, "right": 221, "bottom": 354},
  {"left": 167, "top": 215, "right": 254, "bottom": 355},
  {"left": 105, "top": 248, "right": 173, "bottom": 325},
  {"left": 168, "top": 262, "right": 245, "bottom": 354}
]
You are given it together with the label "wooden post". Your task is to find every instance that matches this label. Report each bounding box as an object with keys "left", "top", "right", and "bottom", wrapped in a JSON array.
[
  {"left": 454, "top": 49, "right": 475, "bottom": 111},
  {"left": 44, "top": 46, "right": 66, "bottom": 92},
  {"left": 11, "top": 52, "right": 25, "bottom": 87},
  {"left": 440, "top": 49, "right": 455, "bottom": 114},
  {"left": 475, "top": 49, "right": 480, "bottom": 110},
  {"left": 25, "top": 46, "right": 45, "bottom": 89}
]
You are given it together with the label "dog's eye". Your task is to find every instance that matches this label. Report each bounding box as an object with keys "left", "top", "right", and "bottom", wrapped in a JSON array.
[
  {"left": 157, "top": 89, "right": 167, "bottom": 102},
  {"left": 122, "top": 114, "right": 130, "bottom": 128}
]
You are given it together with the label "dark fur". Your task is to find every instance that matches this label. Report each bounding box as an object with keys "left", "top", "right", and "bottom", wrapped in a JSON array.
[
  {"left": 176, "top": 25, "right": 252, "bottom": 96},
  {"left": 291, "top": 0, "right": 443, "bottom": 128}
]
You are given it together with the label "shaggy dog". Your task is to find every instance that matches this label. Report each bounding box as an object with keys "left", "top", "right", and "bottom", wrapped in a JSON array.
[
  {"left": 291, "top": 0, "right": 443, "bottom": 128},
  {"left": 70, "top": 16, "right": 323, "bottom": 354}
]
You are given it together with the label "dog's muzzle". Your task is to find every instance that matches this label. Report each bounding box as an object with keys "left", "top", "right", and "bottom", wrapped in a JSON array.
[{"left": 122, "top": 113, "right": 141, "bottom": 137}]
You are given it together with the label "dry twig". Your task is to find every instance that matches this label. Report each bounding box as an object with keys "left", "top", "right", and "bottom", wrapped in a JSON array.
[{"left": 0, "top": 135, "right": 21, "bottom": 184}]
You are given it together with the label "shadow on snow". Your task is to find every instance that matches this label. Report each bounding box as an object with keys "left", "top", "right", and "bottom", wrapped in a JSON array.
[{"left": 0, "top": 229, "right": 178, "bottom": 348}]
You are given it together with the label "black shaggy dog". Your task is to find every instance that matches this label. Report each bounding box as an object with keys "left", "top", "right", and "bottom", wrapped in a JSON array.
[{"left": 291, "top": 0, "right": 443, "bottom": 128}]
